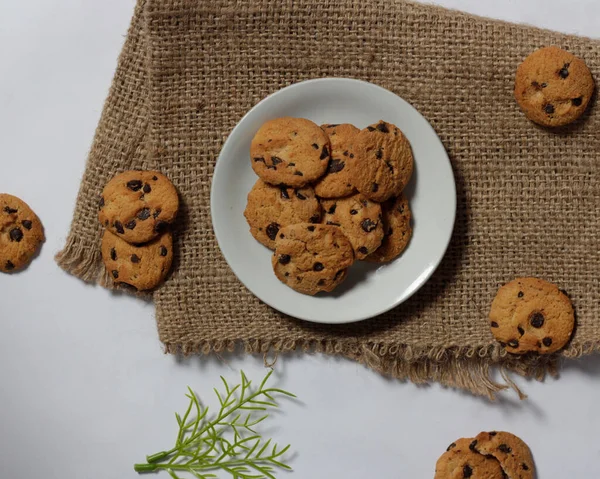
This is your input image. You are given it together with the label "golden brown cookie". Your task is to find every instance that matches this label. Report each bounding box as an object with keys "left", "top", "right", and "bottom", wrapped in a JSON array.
[
  {"left": 0, "top": 194, "right": 44, "bottom": 273},
  {"left": 489, "top": 277, "right": 575, "bottom": 354},
  {"left": 250, "top": 117, "right": 330, "bottom": 187},
  {"left": 472, "top": 432, "right": 534, "bottom": 479},
  {"left": 99, "top": 170, "right": 179, "bottom": 244},
  {"left": 435, "top": 438, "right": 505, "bottom": 479},
  {"left": 313, "top": 123, "right": 359, "bottom": 198},
  {"left": 321, "top": 193, "right": 384, "bottom": 260},
  {"left": 349, "top": 120, "right": 413, "bottom": 202},
  {"left": 365, "top": 194, "right": 412, "bottom": 263},
  {"left": 101, "top": 229, "right": 173, "bottom": 290},
  {"left": 515, "top": 46, "right": 595, "bottom": 127},
  {"left": 272, "top": 223, "right": 354, "bottom": 295},
  {"left": 244, "top": 179, "right": 322, "bottom": 250}
]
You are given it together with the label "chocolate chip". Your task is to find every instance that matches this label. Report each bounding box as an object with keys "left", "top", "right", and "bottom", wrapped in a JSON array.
[
  {"left": 5, "top": 260, "right": 15, "bottom": 270},
  {"left": 98, "top": 197, "right": 105, "bottom": 209},
  {"left": 522, "top": 463, "right": 529, "bottom": 470},
  {"left": 131, "top": 254, "right": 140, "bottom": 263},
  {"left": 127, "top": 180, "right": 143, "bottom": 191},
  {"left": 287, "top": 162, "right": 296, "bottom": 167},
  {"left": 334, "top": 270, "right": 345, "bottom": 280},
  {"left": 498, "top": 444, "right": 512, "bottom": 454},
  {"left": 114, "top": 221, "right": 124, "bottom": 234},
  {"left": 309, "top": 214, "right": 320, "bottom": 224},
  {"left": 366, "top": 126, "right": 376, "bottom": 132},
  {"left": 3, "top": 206, "right": 18, "bottom": 214},
  {"left": 463, "top": 465, "right": 472, "bottom": 478},
  {"left": 271, "top": 156, "right": 283, "bottom": 165},
  {"left": 376, "top": 122, "right": 389, "bottom": 133},
  {"left": 349, "top": 153, "right": 354, "bottom": 158},
  {"left": 320, "top": 146, "right": 329, "bottom": 160},
  {"left": 152, "top": 176, "right": 158, "bottom": 181},
  {"left": 294, "top": 171, "right": 304, "bottom": 176},
  {"left": 159, "top": 246, "right": 168, "bottom": 257},
  {"left": 326, "top": 221, "right": 341, "bottom": 227},
  {"left": 543, "top": 337, "right": 553, "bottom": 347},
  {"left": 541, "top": 82, "right": 548, "bottom": 88},
  {"left": 112, "top": 270, "right": 119, "bottom": 279},
  {"left": 313, "top": 262, "right": 324, "bottom": 271},
  {"left": 375, "top": 148, "right": 383, "bottom": 159},
  {"left": 312, "top": 143, "right": 319, "bottom": 149},
  {"left": 572, "top": 97, "right": 583, "bottom": 106},
  {"left": 469, "top": 440, "right": 478, "bottom": 452},
  {"left": 518, "top": 291, "right": 524, "bottom": 298},
  {"left": 155, "top": 221, "right": 168, "bottom": 234},
  {"left": 137, "top": 208, "right": 151, "bottom": 220},
  {"left": 22, "top": 220, "right": 32, "bottom": 230},
  {"left": 328, "top": 159, "right": 345, "bottom": 173},
  {"left": 507, "top": 339, "right": 519, "bottom": 348},
  {"left": 518, "top": 326, "right": 525, "bottom": 336},
  {"left": 110, "top": 248, "right": 117, "bottom": 261},
  {"left": 326, "top": 124, "right": 340, "bottom": 128},
  {"left": 284, "top": 272, "right": 289, "bottom": 277},
  {"left": 327, "top": 204, "right": 337, "bottom": 214},
  {"left": 488, "top": 432, "right": 497, "bottom": 436},
  {"left": 317, "top": 279, "right": 325, "bottom": 286},
  {"left": 278, "top": 254, "right": 291, "bottom": 265},
  {"left": 386, "top": 161, "right": 394, "bottom": 173},
  {"left": 265, "top": 223, "right": 279, "bottom": 240},
  {"left": 358, "top": 246, "right": 368, "bottom": 255},
  {"left": 447, "top": 443, "right": 456, "bottom": 451},
  {"left": 153, "top": 209, "right": 162, "bottom": 219},
  {"left": 279, "top": 233, "right": 285, "bottom": 239},
  {"left": 530, "top": 312, "right": 544, "bottom": 328},
  {"left": 253, "top": 157, "right": 265, "bottom": 163},
  {"left": 350, "top": 209, "right": 358, "bottom": 215},
  {"left": 361, "top": 218, "right": 377, "bottom": 232},
  {"left": 266, "top": 165, "right": 277, "bottom": 170},
  {"left": 295, "top": 190, "right": 307, "bottom": 200},
  {"left": 371, "top": 183, "right": 379, "bottom": 193},
  {"left": 559, "top": 63, "right": 570, "bottom": 79},
  {"left": 490, "top": 321, "right": 499, "bottom": 328},
  {"left": 143, "top": 184, "right": 151, "bottom": 194},
  {"left": 531, "top": 81, "right": 541, "bottom": 89},
  {"left": 544, "top": 104, "right": 555, "bottom": 114},
  {"left": 9, "top": 228, "right": 23, "bottom": 242},
  {"left": 279, "top": 186, "right": 290, "bottom": 200},
  {"left": 307, "top": 226, "right": 316, "bottom": 231},
  {"left": 343, "top": 151, "right": 349, "bottom": 157},
  {"left": 125, "top": 220, "right": 137, "bottom": 230}
]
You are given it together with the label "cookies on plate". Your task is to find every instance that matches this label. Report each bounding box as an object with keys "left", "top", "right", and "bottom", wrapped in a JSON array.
[
  {"left": 365, "top": 194, "right": 412, "bottom": 263},
  {"left": 244, "top": 179, "right": 322, "bottom": 250},
  {"left": 515, "top": 46, "right": 595, "bottom": 127},
  {"left": 489, "top": 277, "right": 575, "bottom": 354},
  {"left": 0, "top": 194, "right": 45, "bottom": 273},
  {"left": 99, "top": 170, "right": 179, "bottom": 244}
]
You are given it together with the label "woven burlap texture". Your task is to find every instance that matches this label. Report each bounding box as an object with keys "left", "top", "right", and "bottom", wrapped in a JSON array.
[{"left": 57, "top": 0, "right": 600, "bottom": 398}]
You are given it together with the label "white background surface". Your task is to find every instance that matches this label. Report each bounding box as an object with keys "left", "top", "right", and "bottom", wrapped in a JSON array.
[{"left": 1, "top": 1, "right": 599, "bottom": 477}]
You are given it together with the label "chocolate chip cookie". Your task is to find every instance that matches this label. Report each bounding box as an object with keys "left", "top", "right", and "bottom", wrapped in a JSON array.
[
  {"left": 244, "top": 179, "right": 322, "bottom": 250},
  {"left": 99, "top": 170, "right": 179, "bottom": 244},
  {"left": 321, "top": 193, "right": 384, "bottom": 260},
  {"left": 313, "top": 123, "right": 359, "bottom": 198},
  {"left": 489, "top": 277, "right": 575, "bottom": 354},
  {"left": 435, "top": 438, "right": 505, "bottom": 479},
  {"left": 349, "top": 121, "right": 413, "bottom": 202},
  {"left": 101, "top": 229, "right": 173, "bottom": 290},
  {"left": 0, "top": 194, "right": 45, "bottom": 273},
  {"left": 272, "top": 223, "right": 354, "bottom": 295},
  {"left": 515, "top": 46, "right": 595, "bottom": 127},
  {"left": 250, "top": 117, "right": 330, "bottom": 187},
  {"left": 365, "top": 194, "right": 412, "bottom": 263},
  {"left": 472, "top": 432, "right": 534, "bottom": 479}
]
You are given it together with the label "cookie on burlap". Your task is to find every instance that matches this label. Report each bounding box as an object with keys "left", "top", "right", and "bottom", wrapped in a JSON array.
[
  {"left": 313, "top": 123, "right": 359, "bottom": 198},
  {"left": 489, "top": 277, "right": 575, "bottom": 354},
  {"left": 472, "top": 431, "right": 535, "bottom": 479},
  {"left": 349, "top": 120, "right": 413, "bottom": 202},
  {"left": 435, "top": 438, "right": 505, "bottom": 479},
  {"left": 365, "top": 194, "right": 412, "bottom": 263},
  {"left": 272, "top": 223, "right": 354, "bottom": 295},
  {"left": 515, "top": 46, "right": 595, "bottom": 127},
  {"left": 101, "top": 229, "right": 173, "bottom": 290},
  {"left": 99, "top": 170, "right": 179, "bottom": 244},
  {"left": 0, "top": 194, "right": 45, "bottom": 273},
  {"left": 250, "top": 117, "right": 330, "bottom": 187},
  {"left": 244, "top": 179, "right": 322, "bottom": 250},
  {"left": 321, "top": 193, "right": 384, "bottom": 260}
]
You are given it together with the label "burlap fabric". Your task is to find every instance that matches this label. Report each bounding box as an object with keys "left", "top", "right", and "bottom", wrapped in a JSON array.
[{"left": 57, "top": 0, "right": 600, "bottom": 398}]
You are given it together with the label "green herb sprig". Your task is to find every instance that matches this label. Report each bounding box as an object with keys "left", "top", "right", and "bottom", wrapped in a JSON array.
[{"left": 134, "top": 370, "right": 295, "bottom": 479}]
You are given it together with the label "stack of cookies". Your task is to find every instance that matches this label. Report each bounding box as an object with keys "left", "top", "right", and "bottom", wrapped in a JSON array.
[
  {"left": 244, "top": 117, "right": 414, "bottom": 295},
  {"left": 99, "top": 171, "right": 179, "bottom": 291}
]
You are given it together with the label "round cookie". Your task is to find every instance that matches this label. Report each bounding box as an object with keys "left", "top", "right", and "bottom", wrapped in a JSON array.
[
  {"left": 321, "top": 193, "right": 384, "bottom": 260},
  {"left": 250, "top": 117, "right": 330, "bottom": 187},
  {"left": 99, "top": 170, "right": 179, "bottom": 244},
  {"left": 0, "top": 194, "right": 44, "bottom": 273},
  {"left": 515, "top": 46, "right": 595, "bottom": 127},
  {"left": 472, "top": 431, "right": 534, "bottom": 479},
  {"left": 349, "top": 120, "right": 413, "bottom": 202},
  {"left": 272, "top": 223, "right": 354, "bottom": 295},
  {"left": 313, "top": 123, "right": 359, "bottom": 198},
  {"left": 489, "top": 277, "right": 575, "bottom": 355},
  {"left": 435, "top": 438, "right": 505, "bottom": 479},
  {"left": 365, "top": 194, "right": 412, "bottom": 263},
  {"left": 101, "top": 229, "right": 173, "bottom": 290},
  {"left": 244, "top": 179, "right": 322, "bottom": 250}
]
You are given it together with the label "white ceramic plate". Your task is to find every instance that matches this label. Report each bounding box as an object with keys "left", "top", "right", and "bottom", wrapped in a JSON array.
[{"left": 211, "top": 78, "right": 456, "bottom": 324}]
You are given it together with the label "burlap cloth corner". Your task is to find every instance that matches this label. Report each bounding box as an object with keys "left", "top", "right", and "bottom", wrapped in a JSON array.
[{"left": 57, "top": 0, "right": 600, "bottom": 398}]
